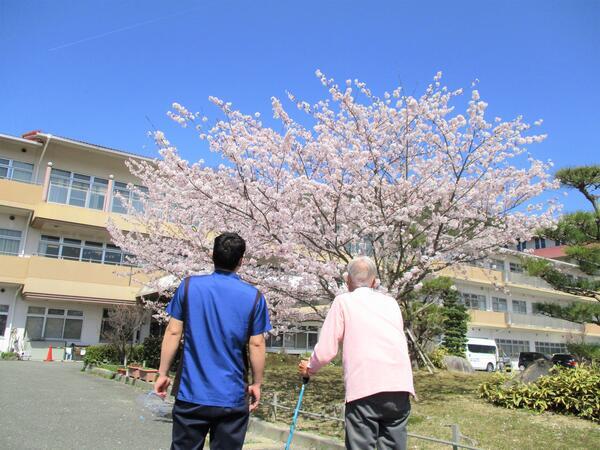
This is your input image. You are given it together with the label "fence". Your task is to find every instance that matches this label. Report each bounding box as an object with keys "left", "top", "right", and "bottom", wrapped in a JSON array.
[{"left": 265, "top": 393, "right": 480, "bottom": 450}]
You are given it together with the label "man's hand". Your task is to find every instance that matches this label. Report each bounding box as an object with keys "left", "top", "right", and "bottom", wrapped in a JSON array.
[
  {"left": 154, "top": 374, "right": 171, "bottom": 399},
  {"left": 298, "top": 359, "right": 310, "bottom": 378},
  {"left": 248, "top": 383, "right": 261, "bottom": 412}
]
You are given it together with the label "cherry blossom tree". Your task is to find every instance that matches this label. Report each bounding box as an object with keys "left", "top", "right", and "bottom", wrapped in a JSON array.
[{"left": 109, "top": 72, "right": 559, "bottom": 327}]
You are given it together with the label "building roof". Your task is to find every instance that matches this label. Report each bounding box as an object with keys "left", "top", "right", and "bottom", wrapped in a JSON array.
[
  {"left": 1, "top": 131, "right": 156, "bottom": 162},
  {"left": 532, "top": 246, "right": 568, "bottom": 259},
  {"left": 0, "top": 133, "right": 43, "bottom": 148}
]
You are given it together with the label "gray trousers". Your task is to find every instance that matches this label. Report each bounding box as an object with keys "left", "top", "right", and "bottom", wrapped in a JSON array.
[{"left": 345, "top": 391, "right": 410, "bottom": 450}]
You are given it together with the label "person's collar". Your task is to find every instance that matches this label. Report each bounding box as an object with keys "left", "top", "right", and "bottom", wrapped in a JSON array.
[
  {"left": 352, "top": 286, "right": 374, "bottom": 293},
  {"left": 214, "top": 268, "right": 240, "bottom": 278}
]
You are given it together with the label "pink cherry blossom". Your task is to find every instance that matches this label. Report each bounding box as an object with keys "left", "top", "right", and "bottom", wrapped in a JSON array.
[{"left": 108, "top": 72, "right": 560, "bottom": 328}]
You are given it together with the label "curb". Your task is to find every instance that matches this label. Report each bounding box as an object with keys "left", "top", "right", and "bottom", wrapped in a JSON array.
[
  {"left": 248, "top": 417, "right": 344, "bottom": 450},
  {"left": 84, "top": 367, "right": 344, "bottom": 449},
  {"left": 86, "top": 367, "right": 162, "bottom": 393}
]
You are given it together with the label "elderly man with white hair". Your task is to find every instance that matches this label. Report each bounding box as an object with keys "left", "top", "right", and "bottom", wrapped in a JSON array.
[{"left": 299, "top": 256, "right": 414, "bottom": 450}]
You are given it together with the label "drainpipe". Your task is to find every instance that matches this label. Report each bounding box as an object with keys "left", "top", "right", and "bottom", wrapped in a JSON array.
[
  {"left": 19, "top": 211, "right": 33, "bottom": 257},
  {"left": 34, "top": 133, "right": 52, "bottom": 182},
  {"left": 41, "top": 162, "right": 53, "bottom": 202},
  {"left": 104, "top": 175, "right": 114, "bottom": 212}
]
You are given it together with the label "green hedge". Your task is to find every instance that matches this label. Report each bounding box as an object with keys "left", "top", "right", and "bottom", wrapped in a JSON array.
[
  {"left": 142, "top": 336, "right": 162, "bottom": 369},
  {"left": 83, "top": 345, "right": 120, "bottom": 366},
  {"left": 128, "top": 344, "right": 144, "bottom": 364},
  {"left": 1, "top": 352, "right": 19, "bottom": 360},
  {"left": 480, "top": 366, "right": 600, "bottom": 422}
]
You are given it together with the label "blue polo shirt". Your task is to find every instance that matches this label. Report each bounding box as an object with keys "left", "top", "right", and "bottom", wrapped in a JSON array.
[{"left": 166, "top": 271, "right": 272, "bottom": 407}]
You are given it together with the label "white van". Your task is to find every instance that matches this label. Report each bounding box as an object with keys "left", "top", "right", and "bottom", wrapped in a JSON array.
[{"left": 465, "top": 337, "right": 499, "bottom": 372}]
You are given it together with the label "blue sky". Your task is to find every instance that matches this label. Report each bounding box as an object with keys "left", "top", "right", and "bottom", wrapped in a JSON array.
[{"left": 0, "top": 1, "right": 598, "bottom": 211}]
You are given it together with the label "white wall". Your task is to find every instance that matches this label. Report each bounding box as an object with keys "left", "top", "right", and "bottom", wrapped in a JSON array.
[
  {"left": 0, "top": 285, "right": 19, "bottom": 352},
  {"left": 7, "top": 295, "right": 152, "bottom": 359}
]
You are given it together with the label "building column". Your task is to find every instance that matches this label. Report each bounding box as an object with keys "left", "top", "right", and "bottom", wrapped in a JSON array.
[
  {"left": 104, "top": 175, "right": 114, "bottom": 212},
  {"left": 41, "top": 162, "right": 53, "bottom": 201}
]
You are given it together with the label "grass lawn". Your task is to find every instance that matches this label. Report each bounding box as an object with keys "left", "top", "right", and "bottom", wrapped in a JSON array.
[{"left": 258, "top": 354, "right": 600, "bottom": 450}]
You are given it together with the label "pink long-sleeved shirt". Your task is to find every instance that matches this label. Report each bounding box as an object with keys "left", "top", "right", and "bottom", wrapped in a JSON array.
[{"left": 308, "top": 287, "right": 415, "bottom": 403}]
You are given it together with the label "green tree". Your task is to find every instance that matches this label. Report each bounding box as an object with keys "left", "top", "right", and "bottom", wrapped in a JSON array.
[
  {"left": 523, "top": 166, "right": 600, "bottom": 318},
  {"left": 533, "top": 301, "right": 600, "bottom": 326},
  {"left": 438, "top": 279, "right": 469, "bottom": 357},
  {"left": 400, "top": 277, "right": 469, "bottom": 362}
]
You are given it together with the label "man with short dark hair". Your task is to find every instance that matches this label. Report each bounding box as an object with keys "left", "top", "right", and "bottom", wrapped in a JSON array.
[{"left": 154, "top": 233, "right": 272, "bottom": 450}]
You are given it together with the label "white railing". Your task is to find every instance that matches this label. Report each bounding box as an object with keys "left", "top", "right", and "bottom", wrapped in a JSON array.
[
  {"left": 47, "top": 181, "right": 106, "bottom": 211},
  {"left": 507, "top": 312, "right": 584, "bottom": 332},
  {"left": 506, "top": 271, "right": 553, "bottom": 290}
]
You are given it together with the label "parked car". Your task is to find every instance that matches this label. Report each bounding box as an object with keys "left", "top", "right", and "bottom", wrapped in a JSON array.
[
  {"left": 466, "top": 338, "right": 499, "bottom": 372},
  {"left": 551, "top": 353, "right": 578, "bottom": 369},
  {"left": 518, "top": 352, "right": 550, "bottom": 370}
]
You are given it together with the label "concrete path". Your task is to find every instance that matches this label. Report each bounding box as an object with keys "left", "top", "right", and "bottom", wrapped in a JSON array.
[{"left": 0, "top": 361, "right": 283, "bottom": 450}]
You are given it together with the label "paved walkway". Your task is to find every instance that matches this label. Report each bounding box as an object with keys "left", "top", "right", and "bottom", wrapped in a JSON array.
[{"left": 0, "top": 361, "right": 283, "bottom": 450}]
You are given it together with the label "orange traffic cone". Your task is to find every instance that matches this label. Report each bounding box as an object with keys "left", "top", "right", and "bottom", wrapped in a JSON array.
[{"left": 44, "top": 345, "right": 53, "bottom": 362}]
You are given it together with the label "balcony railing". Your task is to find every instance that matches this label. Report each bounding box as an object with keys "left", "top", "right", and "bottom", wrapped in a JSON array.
[
  {"left": 507, "top": 312, "right": 584, "bottom": 332},
  {"left": 36, "top": 251, "right": 137, "bottom": 267},
  {"left": 47, "top": 181, "right": 106, "bottom": 211},
  {"left": 506, "top": 271, "right": 554, "bottom": 290}
]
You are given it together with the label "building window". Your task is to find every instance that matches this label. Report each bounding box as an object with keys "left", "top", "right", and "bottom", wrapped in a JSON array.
[
  {"left": 25, "top": 306, "right": 83, "bottom": 341},
  {"left": 0, "top": 158, "right": 34, "bottom": 183},
  {"left": 0, "top": 228, "right": 22, "bottom": 255},
  {"left": 111, "top": 182, "right": 148, "bottom": 214},
  {"left": 512, "top": 300, "right": 527, "bottom": 314},
  {"left": 266, "top": 326, "right": 319, "bottom": 351},
  {"left": 459, "top": 293, "right": 487, "bottom": 311},
  {"left": 38, "top": 235, "right": 135, "bottom": 266},
  {"left": 496, "top": 339, "right": 529, "bottom": 358},
  {"left": 100, "top": 308, "right": 113, "bottom": 342},
  {"left": 47, "top": 168, "right": 108, "bottom": 210},
  {"left": 0, "top": 304, "right": 9, "bottom": 336},
  {"left": 535, "top": 341, "right": 567, "bottom": 355},
  {"left": 509, "top": 262, "right": 524, "bottom": 273},
  {"left": 534, "top": 237, "right": 546, "bottom": 249},
  {"left": 489, "top": 259, "right": 505, "bottom": 271},
  {"left": 81, "top": 241, "right": 104, "bottom": 263},
  {"left": 516, "top": 241, "right": 527, "bottom": 251},
  {"left": 492, "top": 297, "right": 507, "bottom": 312}
]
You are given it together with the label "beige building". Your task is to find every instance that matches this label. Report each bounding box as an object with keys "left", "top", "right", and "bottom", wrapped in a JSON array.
[
  {"left": 441, "top": 256, "right": 600, "bottom": 365},
  {"left": 0, "top": 131, "right": 152, "bottom": 359}
]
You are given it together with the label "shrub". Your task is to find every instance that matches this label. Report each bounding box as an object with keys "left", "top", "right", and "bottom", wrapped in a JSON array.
[
  {"left": 480, "top": 366, "right": 600, "bottom": 422},
  {"left": 567, "top": 342, "right": 600, "bottom": 365},
  {"left": 83, "top": 344, "right": 120, "bottom": 366},
  {"left": 428, "top": 346, "right": 448, "bottom": 369},
  {"left": 128, "top": 344, "right": 145, "bottom": 365},
  {"left": 1, "top": 351, "right": 18, "bottom": 360},
  {"left": 142, "top": 336, "right": 162, "bottom": 369}
]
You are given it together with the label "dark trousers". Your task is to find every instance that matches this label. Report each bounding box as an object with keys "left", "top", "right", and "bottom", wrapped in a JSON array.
[
  {"left": 171, "top": 399, "right": 250, "bottom": 450},
  {"left": 345, "top": 391, "right": 411, "bottom": 450}
]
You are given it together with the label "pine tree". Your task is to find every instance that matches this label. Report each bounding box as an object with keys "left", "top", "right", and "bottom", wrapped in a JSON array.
[
  {"left": 440, "top": 282, "right": 469, "bottom": 357},
  {"left": 524, "top": 165, "right": 600, "bottom": 324}
]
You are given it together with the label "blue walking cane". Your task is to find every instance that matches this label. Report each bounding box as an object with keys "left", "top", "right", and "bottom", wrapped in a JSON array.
[{"left": 284, "top": 377, "right": 310, "bottom": 450}]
